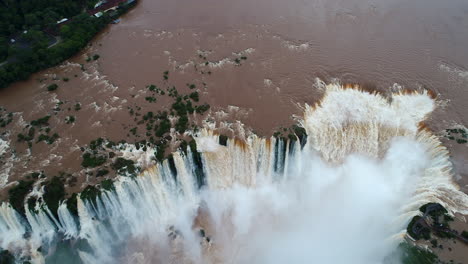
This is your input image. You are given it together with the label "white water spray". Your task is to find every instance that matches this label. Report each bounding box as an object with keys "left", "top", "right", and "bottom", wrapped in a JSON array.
[{"left": 1, "top": 84, "right": 467, "bottom": 264}]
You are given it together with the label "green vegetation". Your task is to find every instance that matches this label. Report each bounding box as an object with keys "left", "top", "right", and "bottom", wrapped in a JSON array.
[
  {"left": 407, "top": 203, "right": 462, "bottom": 244},
  {"left": 36, "top": 133, "right": 59, "bottom": 144},
  {"left": 27, "top": 73, "right": 213, "bottom": 209},
  {"left": 293, "top": 125, "right": 307, "bottom": 143},
  {"left": 155, "top": 116, "right": 171, "bottom": 137},
  {"left": 462, "top": 230, "right": 468, "bottom": 240},
  {"left": 0, "top": 0, "right": 137, "bottom": 89},
  {"left": 420, "top": 203, "right": 447, "bottom": 216},
  {"left": 175, "top": 115, "right": 188, "bottom": 133},
  {"left": 30, "top": 115, "right": 51, "bottom": 126},
  {"left": 0, "top": 111, "right": 14, "bottom": 127},
  {"left": 112, "top": 157, "right": 137, "bottom": 176},
  {"left": 43, "top": 176, "right": 65, "bottom": 216},
  {"left": 398, "top": 241, "right": 438, "bottom": 264},
  {"left": 445, "top": 128, "right": 467, "bottom": 143},
  {"left": 189, "top": 91, "right": 199, "bottom": 102},
  {"left": 92, "top": 54, "right": 100, "bottom": 60},
  {"left": 66, "top": 115, "right": 75, "bottom": 124},
  {"left": 47, "top": 83, "right": 58, "bottom": 91},
  {"left": 80, "top": 185, "right": 101, "bottom": 205},
  {"left": 66, "top": 193, "right": 78, "bottom": 216},
  {"left": 407, "top": 216, "right": 431, "bottom": 240},
  {"left": 272, "top": 124, "right": 308, "bottom": 151},
  {"left": 434, "top": 229, "right": 455, "bottom": 239},
  {"left": 96, "top": 168, "right": 109, "bottom": 177},
  {"left": 74, "top": 103, "right": 81, "bottom": 111},
  {"left": 89, "top": 137, "right": 104, "bottom": 150},
  {"left": 81, "top": 152, "right": 107, "bottom": 168},
  {"left": 8, "top": 180, "right": 34, "bottom": 215},
  {"left": 420, "top": 203, "right": 454, "bottom": 228},
  {"left": 17, "top": 127, "right": 35, "bottom": 143},
  {"left": 195, "top": 103, "right": 210, "bottom": 114},
  {"left": 27, "top": 196, "right": 38, "bottom": 212},
  {"left": 17, "top": 115, "right": 58, "bottom": 146},
  {"left": 145, "top": 96, "right": 156, "bottom": 103},
  {"left": 63, "top": 77, "right": 69, "bottom": 82},
  {"left": 100, "top": 179, "right": 114, "bottom": 191}
]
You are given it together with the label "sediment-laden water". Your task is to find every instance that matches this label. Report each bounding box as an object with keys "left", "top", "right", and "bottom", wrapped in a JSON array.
[{"left": 1, "top": 85, "right": 467, "bottom": 264}]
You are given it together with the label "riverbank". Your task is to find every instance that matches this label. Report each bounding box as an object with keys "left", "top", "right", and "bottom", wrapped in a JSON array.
[{"left": 0, "top": 0, "right": 137, "bottom": 89}]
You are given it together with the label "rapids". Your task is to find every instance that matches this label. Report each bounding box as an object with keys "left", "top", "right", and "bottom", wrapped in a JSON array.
[{"left": 1, "top": 84, "right": 467, "bottom": 264}]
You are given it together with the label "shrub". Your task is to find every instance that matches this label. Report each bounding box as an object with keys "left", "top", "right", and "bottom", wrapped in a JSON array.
[
  {"left": 175, "top": 115, "right": 188, "bottom": 133},
  {"left": 189, "top": 92, "right": 199, "bottom": 102},
  {"left": 66, "top": 193, "right": 78, "bottom": 216},
  {"left": 100, "top": 179, "right": 114, "bottom": 191},
  {"left": 37, "top": 133, "right": 59, "bottom": 144},
  {"left": 112, "top": 158, "right": 137, "bottom": 176},
  {"left": 155, "top": 118, "right": 171, "bottom": 137},
  {"left": 461, "top": 230, "right": 468, "bottom": 240},
  {"left": 17, "top": 127, "right": 35, "bottom": 142},
  {"left": 145, "top": 96, "right": 156, "bottom": 103},
  {"left": 195, "top": 104, "right": 210, "bottom": 114},
  {"left": 155, "top": 142, "right": 167, "bottom": 162},
  {"left": 47, "top": 84, "right": 58, "bottom": 91},
  {"left": 96, "top": 169, "right": 109, "bottom": 177},
  {"left": 30, "top": 115, "right": 51, "bottom": 126},
  {"left": 397, "top": 242, "right": 438, "bottom": 264},
  {"left": 80, "top": 185, "right": 101, "bottom": 205},
  {"left": 43, "top": 177, "right": 65, "bottom": 216},
  {"left": 8, "top": 180, "right": 34, "bottom": 215},
  {"left": 66, "top": 116, "right": 75, "bottom": 124},
  {"left": 81, "top": 153, "right": 107, "bottom": 168},
  {"left": 407, "top": 216, "right": 431, "bottom": 240},
  {"left": 90, "top": 138, "right": 104, "bottom": 150},
  {"left": 74, "top": 103, "right": 81, "bottom": 111}
]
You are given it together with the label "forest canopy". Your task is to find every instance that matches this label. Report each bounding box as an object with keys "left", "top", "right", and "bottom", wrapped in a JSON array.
[{"left": 0, "top": 0, "right": 136, "bottom": 88}]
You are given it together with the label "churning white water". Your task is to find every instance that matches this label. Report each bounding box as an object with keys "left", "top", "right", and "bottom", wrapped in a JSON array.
[{"left": 1, "top": 84, "right": 468, "bottom": 264}]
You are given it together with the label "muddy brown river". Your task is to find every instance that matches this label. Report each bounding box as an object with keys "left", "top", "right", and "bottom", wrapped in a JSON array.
[
  {"left": 1, "top": 0, "right": 468, "bottom": 209},
  {"left": 1, "top": 0, "right": 468, "bottom": 262}
]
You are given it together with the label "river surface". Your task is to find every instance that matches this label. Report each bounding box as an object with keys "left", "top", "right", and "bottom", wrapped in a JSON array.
[
  {"left": 1, "top": 0, "right": 468, "bottom": 263},
  {"left": 0, "top": 0, "right": 468, "bottom": 194}
]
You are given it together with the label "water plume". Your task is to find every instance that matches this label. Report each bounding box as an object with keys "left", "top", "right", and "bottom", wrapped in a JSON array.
[{"left": 1, "top": 84, "right": 467, "bottom": 264}]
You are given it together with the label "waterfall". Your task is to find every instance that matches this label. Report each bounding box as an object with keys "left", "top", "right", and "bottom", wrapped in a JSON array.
[{"left": 1, "top": 84, "right": 467, "bottom": 264}]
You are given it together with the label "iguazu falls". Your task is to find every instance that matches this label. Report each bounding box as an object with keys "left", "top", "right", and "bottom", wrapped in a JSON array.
[
  {"left": 1, "top": 84, "right": 468, "bottom": 263},
  {"left": 2, "top": 0, "right": 468, "bottom": 263}
]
